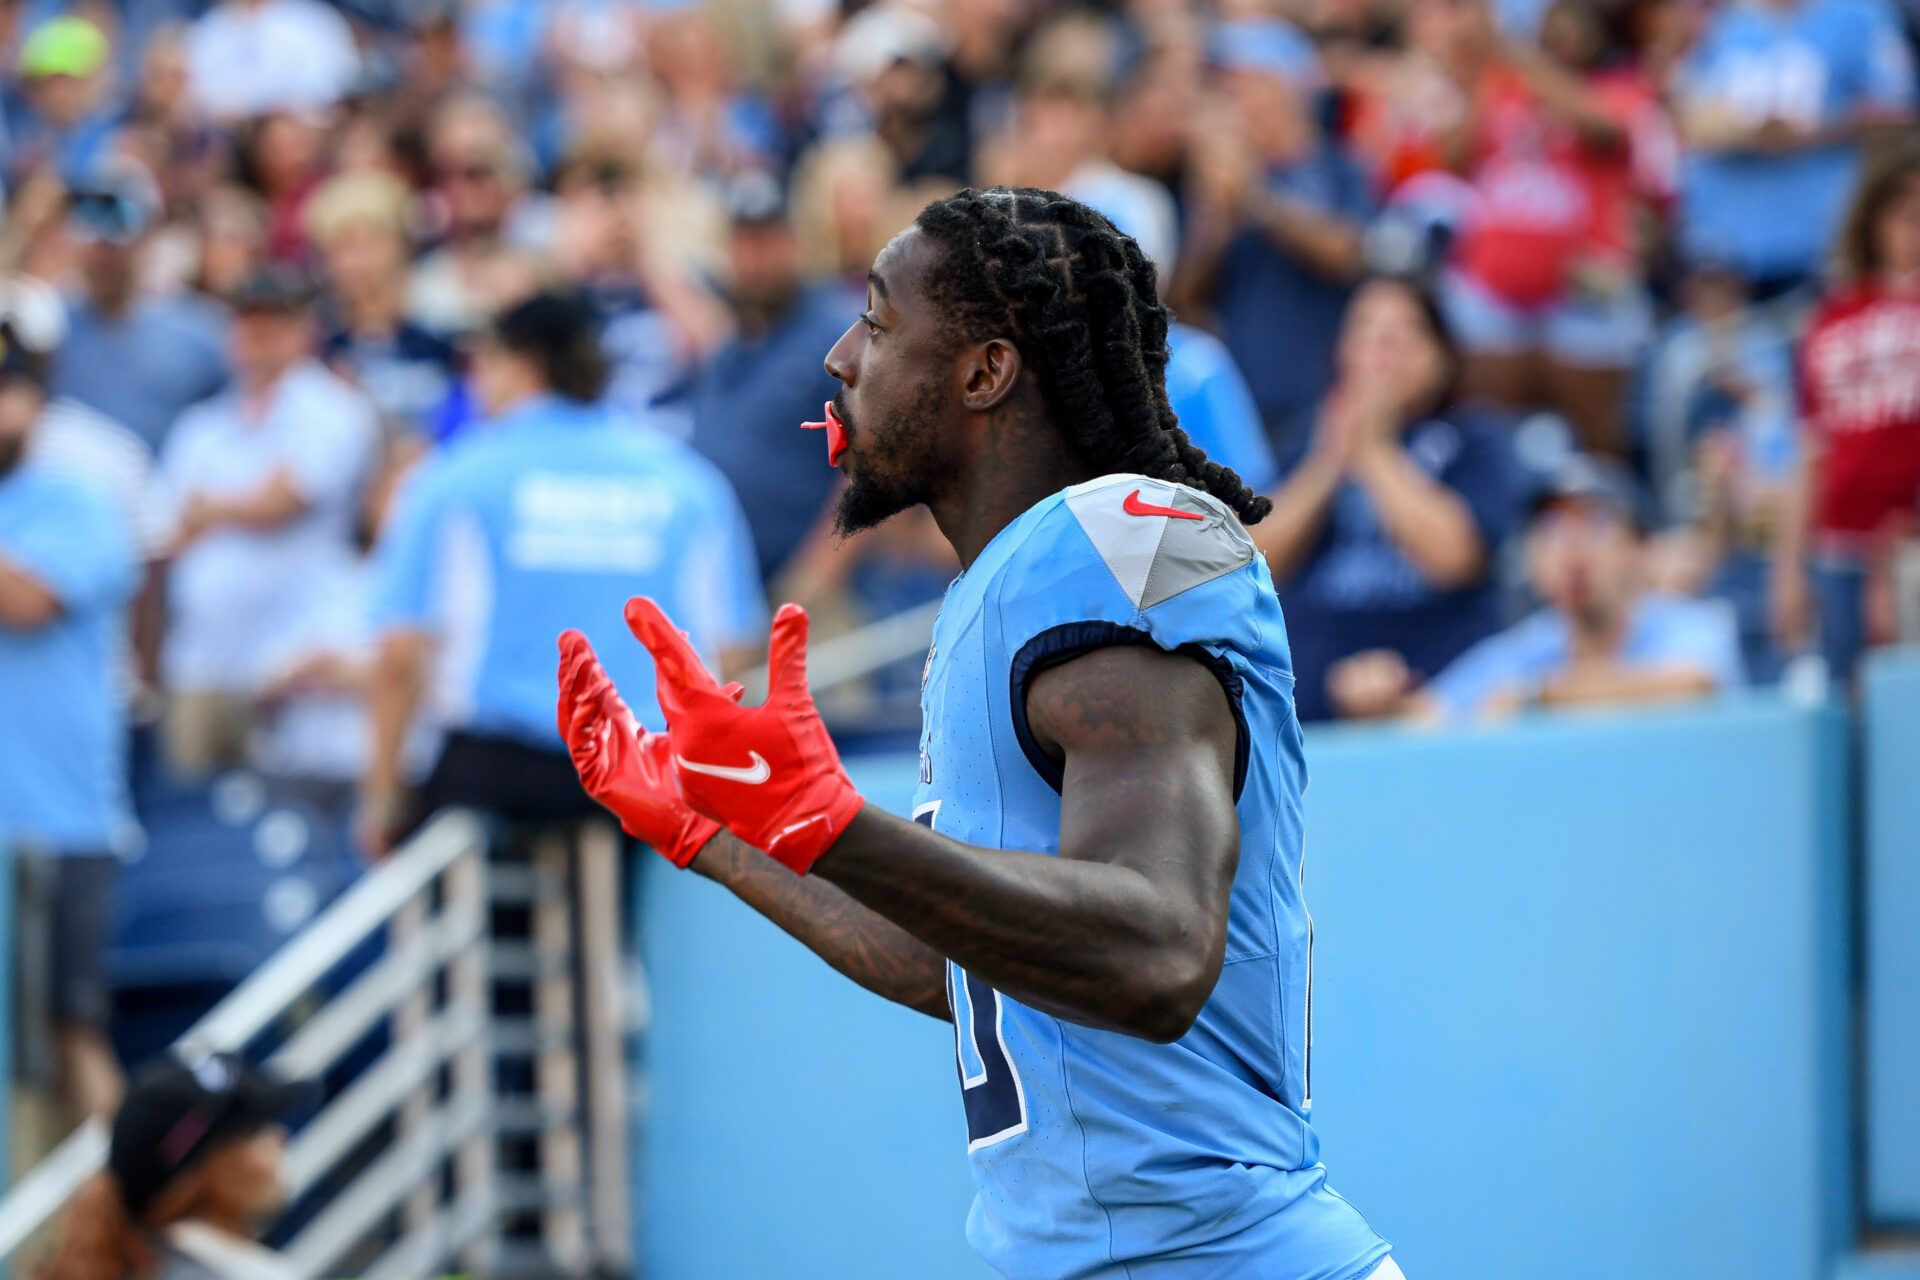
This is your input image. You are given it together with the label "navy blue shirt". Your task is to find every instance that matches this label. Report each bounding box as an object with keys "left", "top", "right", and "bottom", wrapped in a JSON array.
[
  {"left": 685, "top": 283, "right": 859, "bottom": 583},
  {"left": 322, "top": 321, "right": 460, "bottom": 441},
  {"left": 1211, "top": 146, "right": 1375, "bottom": 430},
  {"left": 1274, "top": 411, "right": 1519, "bottom": 720}
]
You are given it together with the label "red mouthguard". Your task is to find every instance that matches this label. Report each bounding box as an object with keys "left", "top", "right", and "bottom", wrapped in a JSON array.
[{"left": 801, "top": 400, "right": 849, "bottom": 468}]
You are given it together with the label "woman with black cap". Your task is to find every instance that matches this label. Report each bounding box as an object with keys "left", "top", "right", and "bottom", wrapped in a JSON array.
[{"left": 40, "top": 1052, "right": 313, "bottom": 1280}]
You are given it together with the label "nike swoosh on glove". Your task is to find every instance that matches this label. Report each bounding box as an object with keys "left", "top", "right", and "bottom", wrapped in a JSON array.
[
  {"left": 625, "top": 597, "right": 864, "bottom": 875},
  {"left": 556, "top": 629, "right": 726, "bottom": 868}
]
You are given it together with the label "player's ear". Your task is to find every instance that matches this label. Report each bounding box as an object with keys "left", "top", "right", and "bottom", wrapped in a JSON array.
[{"left": 960, "top": 337, "right": 1022, "bottom": 413}]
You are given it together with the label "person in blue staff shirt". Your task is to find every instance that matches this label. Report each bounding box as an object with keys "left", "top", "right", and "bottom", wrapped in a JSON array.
[
  {"left": 362, "top": 290, "right": 765, "bottom": 855},
  {"left": 0, "top": 326, "right": 138, "bottom": 1124},
  {"left": 1333, "top": 454, "right": 1746, "bottom": 722},
  {"left": 1255, "top": 275, "right": 1519, "bottom": 721}
]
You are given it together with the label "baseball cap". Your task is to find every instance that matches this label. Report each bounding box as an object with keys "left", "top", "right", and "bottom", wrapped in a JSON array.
[
  {"left": 109, "top": 1052, "right": 317, "bottom": 1221},
  {"left": 833, "top": 6, "right": 945, "bottom": 84},
  {"left": 1529, "top": 453, "right": 1646, "bottom": 529},
  {"left": 68, "top": 173, "right": 157, "bottom": 246},
  {"left": 1207, "top": 19, "right": 1323, "bottom": 89},
  {"left": 19, "top": 16, "right": 109, "bottom": 80},
  {"left": 724, "top": 169, "right": 788, "bottom": 227},
  {"left": 230, "top": 264, "right": 319, "bottom": 315}
]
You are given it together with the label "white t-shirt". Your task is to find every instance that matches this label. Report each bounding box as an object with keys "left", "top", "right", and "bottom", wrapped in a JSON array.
[
  {"left": 159, "top": 361, "right": 378, "bottom": 693},
  {"left": 184, "top": 0, "right": 361, "bottom": 119}
]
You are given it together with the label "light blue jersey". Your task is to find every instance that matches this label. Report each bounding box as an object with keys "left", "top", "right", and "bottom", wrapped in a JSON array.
[
  {"left": 915, "top": 474, "right": 1389, "bottom": 1280},
  {"left": 371, "top": 395, "right": 765, "bottom": 745}
]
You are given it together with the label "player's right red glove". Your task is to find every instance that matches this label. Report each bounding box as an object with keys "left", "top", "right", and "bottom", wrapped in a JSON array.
[
  {"left": 625, "top": 597, "right": 864, "bottom": 875},
  {"left": 556, "top": 630, "right": 721, "bottom": 869}
]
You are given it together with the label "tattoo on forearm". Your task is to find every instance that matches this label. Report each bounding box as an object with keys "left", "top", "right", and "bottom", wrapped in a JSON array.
[{"left": 696, "top": 834, "right": 951, "bottom": 1021}]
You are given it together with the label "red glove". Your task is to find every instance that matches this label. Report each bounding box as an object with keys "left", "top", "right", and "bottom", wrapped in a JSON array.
[
  {"left": 556, "top": 629, "right": 721, "bottom": 868},
  {"left": 625, "top": 597, "right": 864, "bottom": 875}
]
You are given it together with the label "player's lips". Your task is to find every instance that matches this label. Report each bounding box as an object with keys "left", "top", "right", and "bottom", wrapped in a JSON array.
[{"left": 801, "top": 400, "right": 850, "bottom": 468}]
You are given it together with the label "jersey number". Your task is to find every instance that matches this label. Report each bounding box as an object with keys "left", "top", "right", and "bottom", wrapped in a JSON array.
[{"left": 916, "top": 803, "right": 1029, "bottom": 1151}]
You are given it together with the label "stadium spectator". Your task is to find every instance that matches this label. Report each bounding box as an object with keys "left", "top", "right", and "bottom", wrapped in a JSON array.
[
  {"left": 307, "top": 171, "right": 461, "bottom": 443},
  {"left": 0, "top": 326, "right": 138, "bottom": 1123},
  {"left": 1333, "top": 454, "right": 1744, "bottom": 721},
  {"left": 646, "top": 10, "right": 787, "bottom": 184},
  {"left": 408, "top": 93, "right": 549, "bottom": 336},
  {"left": 118, "top": 24, "right": 225, "bottom": 218},
  {"left": 1674, "top": 0, "right": 1915, "bottom": 298},
  {"left": 243, "top": 110, "right": 329, "bottom": 264},
  {"left": 981, "top": 13, "right": 1178, "bottom": 275},
  {"left": 1109, "top": 39, "right": 1203, "bottom": 209},
  {"left": 157, "top": 266, "right": 379, "bottom": 777},
  {"left": 1256, "top": 276, "right": 1518, "bottom": 721},
  {"left": 1065, "top": 139, "right": 1282, "bottom": 496},
  {"left": 361, "top": 291, "right": 764, "bottom": 855},
  {"left": 181, "top": 185, "right": 270, "bottom": 306},
  {"left": 50, "top": 174, "right": 229, "bottom": 454},
  {"left": 1440, "top": 0, "right": 1673, "bottom": 458},
  {"left": 42, "top": 1052, "right": 310, "bottom": 1280},
  {"left": 183, "top": 0, "right": 362, "bottom": 122},
  {"left": 1644, "top": 261, "right": 1799, "bottom": 682},
  {"left": 1774, "top": 148, "right": 1920, "bottom": 683},
  {"left": 6, "top": 16, "right": 119, "bottom": 188},
  {"left": 1174, "top": 19, "right": 1373, "bottom": 443},
  {"left": 684, "top": 172, "right": 856, "bottom": 586},
  {"left": 548, "top": 145, "right": 725, "bottom": 426},
  {"left": 823, "top": 5, "right": 973, "bottom": 188}
]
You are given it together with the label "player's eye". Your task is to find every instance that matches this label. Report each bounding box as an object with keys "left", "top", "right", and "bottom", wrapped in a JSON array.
[{"left": 860, "top": 310, "right": 882, "bottom": 336}]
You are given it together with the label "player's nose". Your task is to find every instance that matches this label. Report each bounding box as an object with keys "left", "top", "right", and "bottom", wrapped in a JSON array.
[{"left": 824, "top": 323, "right": 859, "bottom": 386}]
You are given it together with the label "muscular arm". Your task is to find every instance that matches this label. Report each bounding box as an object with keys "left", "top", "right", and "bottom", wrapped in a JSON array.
[
  {"left": 814, "top": 645, "right": 1241, "bottom": 1043},
  {"left": 689, "top": 832, "right": 951, "bottom": 1020}
]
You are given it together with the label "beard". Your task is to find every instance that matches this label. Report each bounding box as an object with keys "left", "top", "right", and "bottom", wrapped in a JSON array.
[
  {"left": 831, "top": 383, "right": 953, "bottom": 537},
  {"left": 0, "top": 435, "right": 25, "bottom": 478}
]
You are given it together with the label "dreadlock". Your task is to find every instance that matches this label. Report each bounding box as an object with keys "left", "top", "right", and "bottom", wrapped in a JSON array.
[{"left": 914, "top": 186, "right": 1273, "bottom": 524}]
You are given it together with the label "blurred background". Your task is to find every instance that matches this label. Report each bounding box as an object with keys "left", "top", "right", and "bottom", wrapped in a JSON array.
[{"left": 0, "top": 0, "right": 1915, "bottom": 1276}]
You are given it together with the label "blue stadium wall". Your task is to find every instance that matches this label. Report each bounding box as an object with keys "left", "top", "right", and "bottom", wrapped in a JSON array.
[{"left": 629, "top": 666, "right": 1920, "bottom": 1279}]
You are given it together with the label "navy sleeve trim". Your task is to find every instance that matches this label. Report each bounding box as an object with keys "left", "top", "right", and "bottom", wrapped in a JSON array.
[{"left": 1008, "top": 621, "right": 1251, "bottom": 801}]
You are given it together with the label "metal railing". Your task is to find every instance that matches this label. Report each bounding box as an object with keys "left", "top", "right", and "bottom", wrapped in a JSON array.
[
  {"left": 0, "top": 600, "right": 948, "bottom": 1275},
  {"left": 0, "top": 810, "right": 492, "bottom": 1276}
]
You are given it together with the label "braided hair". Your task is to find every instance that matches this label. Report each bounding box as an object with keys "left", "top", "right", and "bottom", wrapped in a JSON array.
[{"left": 914, "top": 187, "right": 1272, "bottom": 524}]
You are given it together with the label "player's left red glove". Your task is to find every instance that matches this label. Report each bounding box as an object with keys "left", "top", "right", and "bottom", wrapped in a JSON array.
[
  {"left": 556, "top": 629, "right": 723, "bottom": 869},
  {"left": 625, "top": 596, "right": 864, "bottom": 875}
]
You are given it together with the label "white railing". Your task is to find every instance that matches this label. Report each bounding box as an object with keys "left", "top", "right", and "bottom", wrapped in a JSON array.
[
  {"left": 740, "top": 596, "right": 941, "bottom": 705},
  {"left": 0, "top": 599, "right": 946, "bottom": 1274},
  {"left": 0, "top": 810, "right": 492, "bottom": 1275}
]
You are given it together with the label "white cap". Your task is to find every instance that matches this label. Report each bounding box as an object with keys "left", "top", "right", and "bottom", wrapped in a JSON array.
[{"left": 834, "top": 5, "right": 946, "bottom": 84}]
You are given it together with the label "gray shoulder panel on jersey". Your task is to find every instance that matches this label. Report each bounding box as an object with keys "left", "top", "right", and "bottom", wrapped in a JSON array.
[{"left": 1062, "top": 473, "right": 1256, "bottom": 611}]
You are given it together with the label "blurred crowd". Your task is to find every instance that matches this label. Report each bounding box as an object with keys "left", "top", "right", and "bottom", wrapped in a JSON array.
[{"left": 1, "top": 0, "right": 1919, "bottom": 1128}]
